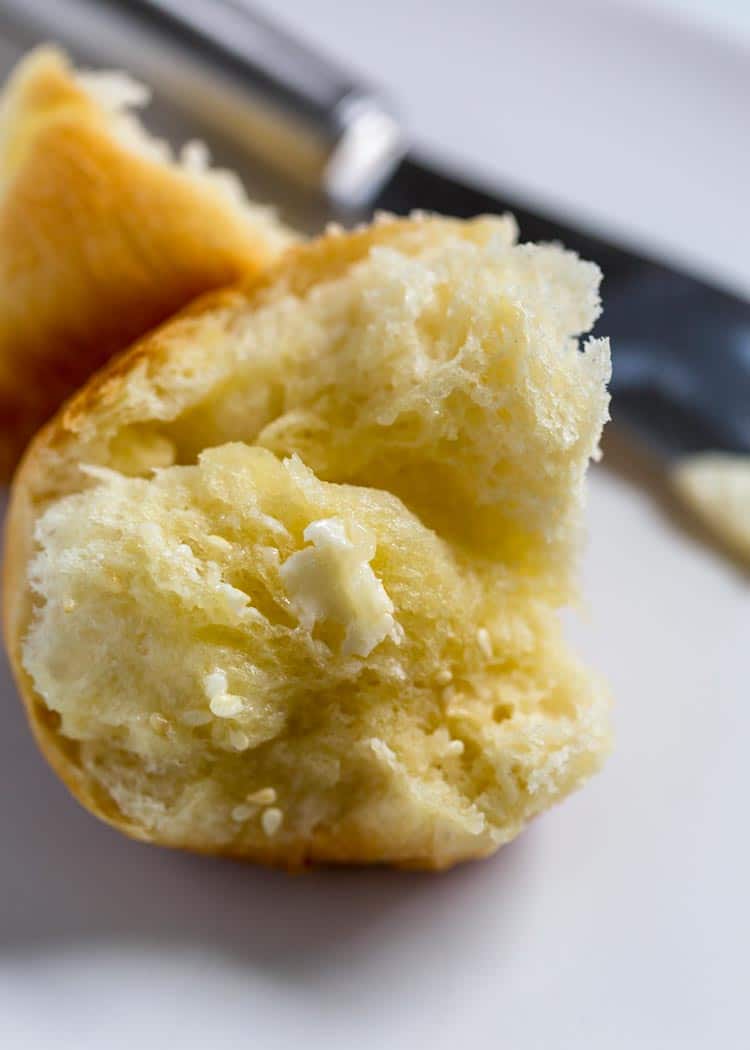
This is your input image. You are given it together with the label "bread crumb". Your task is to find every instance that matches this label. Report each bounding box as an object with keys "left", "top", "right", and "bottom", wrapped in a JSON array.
[
  {"left": 261, "top": 807, "right": 283, "bottom": 836},
  {"left": 247, "top": 787, "right": 277, "bottom": 805},
  {"left": 672, "top": 453, "right": 750, "bottom": 564}
]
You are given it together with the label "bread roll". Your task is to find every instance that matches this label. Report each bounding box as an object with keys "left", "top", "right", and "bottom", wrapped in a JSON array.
[
  {"left": 672, "top": 453, "right": 750, "bottom": 564},
  {"left": 0, "top": 46, "right": 294, "bottom": 478},
  {"left": 4, "top": 214, "right": 612, "bottom": 869}
]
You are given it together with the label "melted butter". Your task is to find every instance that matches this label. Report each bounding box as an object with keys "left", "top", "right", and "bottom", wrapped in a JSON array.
[{"left": 280, "top": 517, "right": 401, "bottom": 657}]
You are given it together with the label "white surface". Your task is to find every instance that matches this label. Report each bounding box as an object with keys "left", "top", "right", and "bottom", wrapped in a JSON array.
[
  {"left": 273, "top": 0, "right": 750, "bottom": 298},
  {"left": 1, "top": 2, "right": 748, "bottom": 1048},
  {"left": 651, "top": 0, "right": 750, "bottom": 40}
]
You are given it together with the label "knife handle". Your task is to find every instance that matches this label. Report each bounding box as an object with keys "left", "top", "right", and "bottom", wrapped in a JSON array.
[{"left": 112, "top": 0, "right": 406, "bottom": 207}]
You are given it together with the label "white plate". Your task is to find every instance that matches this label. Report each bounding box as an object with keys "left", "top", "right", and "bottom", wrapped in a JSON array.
[{"left": 1, "top": 2, "right": 748, "bottom": 1048}]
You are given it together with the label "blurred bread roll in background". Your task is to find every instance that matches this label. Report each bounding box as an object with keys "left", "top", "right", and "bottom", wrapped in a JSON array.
[
  {"left": 0, "top": 46, "right": 295, "bottom": 479},
  {"left": 4, "top": 214, "right": 612, "bottom": 870}
]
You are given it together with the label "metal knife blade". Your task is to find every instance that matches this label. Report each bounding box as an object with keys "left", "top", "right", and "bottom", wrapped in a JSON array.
[{"left": 373, "top": 155, "right": 750, "bottom": 460}]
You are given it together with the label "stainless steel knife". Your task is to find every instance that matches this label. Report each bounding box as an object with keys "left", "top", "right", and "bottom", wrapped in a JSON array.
[{"left": 3, "top": 0, "right": 749, "bottom": 483}]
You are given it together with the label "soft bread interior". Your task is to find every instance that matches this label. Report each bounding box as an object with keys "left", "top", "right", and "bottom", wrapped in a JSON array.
[{"left": 13, "top": 216, "right": 612, "bottom": 868}]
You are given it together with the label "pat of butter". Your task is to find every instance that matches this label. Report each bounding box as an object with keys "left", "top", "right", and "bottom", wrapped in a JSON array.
[{"left": 280, "top": 517, "right": 401, "bottom": 657}]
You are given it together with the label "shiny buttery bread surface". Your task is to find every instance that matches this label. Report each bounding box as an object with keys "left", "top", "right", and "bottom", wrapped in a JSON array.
[
  {"left": 0, "top": 46, "right": 294, "bottom": 479},
  {"left": 5, "top": 214, "right": 612, "bottom": 869}
]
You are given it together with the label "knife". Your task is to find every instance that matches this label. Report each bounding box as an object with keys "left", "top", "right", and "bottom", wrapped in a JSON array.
[{"left": 3, "top": 0, "right": 750, "bottom": 552}]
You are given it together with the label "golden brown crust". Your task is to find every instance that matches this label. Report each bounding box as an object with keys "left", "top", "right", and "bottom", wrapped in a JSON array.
[{"left": 0, "top": 47, "right": 291, "bottom": 479}]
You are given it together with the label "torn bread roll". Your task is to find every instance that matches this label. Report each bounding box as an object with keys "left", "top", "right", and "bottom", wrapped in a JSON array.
[
  {"left": 0, "top": 46, "right": 295, "bottom": 478},
  {"left": 4, "top": 214, "right": 612, "bottom": 870}
]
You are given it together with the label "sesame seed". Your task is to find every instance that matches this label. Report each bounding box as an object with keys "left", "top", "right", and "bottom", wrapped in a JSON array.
[
  {"left": 149, "top": 713, "right": 170, "bottom": 734},
  {"left": 209, "top": 693, "right": 244, "bottom": 718},
  {"left": 247, "top": 787, "right": 276, "bottom": 805},
  {"left": 447, "top": 739, "right": 464, "bottom": 756},
  {"left": 231, "top": 804, "right": 255, "bottom": 822},
  {"left": 262, "top": 807, "right": 283, "bottom": 836},
  {"left": 436, "top": 668, "right": 452, "bottom": 685}
]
